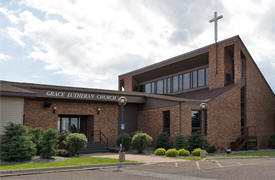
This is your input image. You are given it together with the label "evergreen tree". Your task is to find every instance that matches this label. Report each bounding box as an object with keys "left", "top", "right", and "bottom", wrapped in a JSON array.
[
  {"left": 39, "top": 129, "right": 59, "bottom": 159},
  {"left": 0, "top": 123, "right": 36, "bottom": 162}
]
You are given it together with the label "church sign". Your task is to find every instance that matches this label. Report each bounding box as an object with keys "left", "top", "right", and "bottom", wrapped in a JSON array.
[{"left": 45, "top": 91, "right": 118, "bottom": 102}]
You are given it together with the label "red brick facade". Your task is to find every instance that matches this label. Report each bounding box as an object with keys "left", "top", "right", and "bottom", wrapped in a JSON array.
[{"left": 24, "top": 99, "right": 119, "bottom": 146}]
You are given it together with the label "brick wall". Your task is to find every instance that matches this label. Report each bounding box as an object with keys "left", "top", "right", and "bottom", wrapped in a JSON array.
[
  {"left": 24, "top": 99, "right": 119, "bottom": 146},
  {"left": 137, "top": 105, "right": 180, "bottom": 144}
]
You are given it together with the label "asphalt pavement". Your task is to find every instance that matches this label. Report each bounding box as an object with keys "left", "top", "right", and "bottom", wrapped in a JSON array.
[{"left": 2, "top": 158, "right": 275, "bottom": 180}]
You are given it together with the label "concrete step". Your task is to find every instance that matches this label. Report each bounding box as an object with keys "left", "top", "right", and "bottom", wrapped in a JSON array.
[{"left": 79, "top": 142, "right": 108, "bottom": 154}]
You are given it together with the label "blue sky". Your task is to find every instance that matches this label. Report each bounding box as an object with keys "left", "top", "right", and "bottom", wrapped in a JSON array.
[{"left": 0, "top": 0, "right": 274, "bottom": 91}]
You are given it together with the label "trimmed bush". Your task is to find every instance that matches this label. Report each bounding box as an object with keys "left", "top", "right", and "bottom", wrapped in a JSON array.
[
  {"left": 39, "top": 129, "right": 59, "bottom": 159},
  {"left": 0, "top": 123, "right": 36, "bottom": 162},
  {"left": 131, "top": 132, "right": 152, "bottom": 153},
  {"left": 116, "top": 133, "right": 132, "bottom": 151},
  {"left": 165, "top": 149, "right": 179, "bottom": 157},
  {"left": 207, "top": 145, "right": 217, "bottom": 153},
  {"left": 188, "top": 131, "right": 209, "bottom": 151},
  {"left": 174, "top": 134, "right": 186, "bottom": 150},
  {"left": 191, "top": 148, "right": 201, "bottom": 156},
  {"left": 154, "top": 132, "right": 170, "bottom": 150},
  {"left": 58, "top": 131, "right": 71, "bottom": 149},
  {"left": 154, "top": 148, "right": 166, "bottom": 156},
  {"left": 178, "top": 149, "right": 190, "bottom": 156},
  {"left": 66, "top": 133, "right": 88, "bottom": 156},
  {"left": 28, "top": 127, "right": 43, "bottom": 155},
  {"left": 269, "top": 133, "right": 275, "bottom": 149}
]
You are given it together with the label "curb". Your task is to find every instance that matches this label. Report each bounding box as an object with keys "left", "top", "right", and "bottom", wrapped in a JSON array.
[
  {"left": 205, "top": 156, "right": 275, "bottom": 160},
  {"left": 0, "top": 162, "right": 143, "bottom": 177}
]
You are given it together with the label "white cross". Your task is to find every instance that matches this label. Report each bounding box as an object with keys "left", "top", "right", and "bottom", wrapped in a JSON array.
[{"left": 209, "top": 11, "right": 223, "bottom": 43}]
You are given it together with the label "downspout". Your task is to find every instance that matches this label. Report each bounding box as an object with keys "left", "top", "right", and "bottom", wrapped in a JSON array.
[{"left": 179, "top": 101, "right": 183, "bottom": 134}]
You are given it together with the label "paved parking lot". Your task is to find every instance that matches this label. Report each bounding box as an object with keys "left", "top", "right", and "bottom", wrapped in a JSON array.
[{"left": 3, "top": 158, "right": 275, "bottom": 180}]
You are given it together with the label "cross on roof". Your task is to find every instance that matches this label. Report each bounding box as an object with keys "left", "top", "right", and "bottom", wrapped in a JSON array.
[{"left": 209, "top": 11, "right": 223, "bottom": 43}]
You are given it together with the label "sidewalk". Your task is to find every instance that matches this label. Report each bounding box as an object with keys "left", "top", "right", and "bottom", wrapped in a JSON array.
[{"left": 89, "top": 153, "right": 187, "bottom": 163}]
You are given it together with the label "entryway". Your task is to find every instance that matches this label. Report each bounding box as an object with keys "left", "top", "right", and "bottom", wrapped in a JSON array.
[{"left": 58, "top": 115, "right": 94, "bottom": 142}]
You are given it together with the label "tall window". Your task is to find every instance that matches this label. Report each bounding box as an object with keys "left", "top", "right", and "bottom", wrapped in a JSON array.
[
  {"left": 145, "top": 83, "right": 151, "bottom": 93},
  {"left": 205, "top": 67, "right": 209, "bottom": 85},
  {"left": 167, "top": 78, "right": 171, "bottom": 94},
  {"left": 192, "top": 71, "right": 198, "bottom": 88},
  {"left": 151, "top": 82, "right": 155, "bottom": 93},
  {"left": 191, "top": 110, "right": 201, "bottom": 132},
  {"left": 183, "top": 72, "right": 190, "bottom": 90},
  {"left": 173, "top": 76, "right": 179, "bottom": 92},
  {"left": 163, "top": 111, "right": 170, "bottom": 135},
  {"left": 164, "top": 79, "right": 167, "bottom": 94},
  {"left": 198, "top": 69, "right": 205, "bottom": 87},
  {"left": 157, "top": 80, "right": 164, "bottom": 94},
  {"left": 179, "top": 74, "right": 183, "bottom": 91}
]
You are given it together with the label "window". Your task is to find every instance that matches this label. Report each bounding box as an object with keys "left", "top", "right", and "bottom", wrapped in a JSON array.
[
  {"left": 205, "top": 67, "right": 209, "bottom": 85},
  {"left": 151, "top": 82, "right": 155, "bottom": 93},
  {"left": 173, "top": 76, "right": 179, "bottom": 92},
  {"left": 191, "top": 110, "right": 201, "bottom": 132},
  {"left": 164, "top": 79, "right": 167, "bottom": 94},
  {"left": 167, "top": 78, "right": 171, "bottom": 94},
  {"left": 198, "top": 68, "right": 205, "bottom": 87},
  {"left": 163, "top": 111, "right": 170, "bottom": 135},
  {"left": 179, "top": 74, "right": 183, "bottom": 91},
  {"left": 192, "top": 70, "right": 198, "bottom": 88},
  {"left": 145, "top": 83, "right": 151, "bottom": 93},
  {"left": 183, "top": 73, "right": 190, "bottom": 90},
  {"left": 58, "top": 116, "right": 80, "bottom": 133},
  {"left": 157, "top": 80, "right": 164, "bottom": 94}
]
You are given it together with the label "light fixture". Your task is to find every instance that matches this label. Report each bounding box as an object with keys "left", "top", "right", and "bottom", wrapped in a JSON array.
[
  {"left": 200, "top": 103, "right": 207, "bottom": 110},
  {"left": 52, "top": 104, "right": 57, "bottom": 114},
  {"left": 96, "top": 108, "right": 101, "bottom": 115},
  {"left": 118, "top": 96, "right": 127, "bottom": 107}
]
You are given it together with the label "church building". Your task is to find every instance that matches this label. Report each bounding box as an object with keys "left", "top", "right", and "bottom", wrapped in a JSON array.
[{"left": 1, "top": 35, "right": 274, "bottom": 151}]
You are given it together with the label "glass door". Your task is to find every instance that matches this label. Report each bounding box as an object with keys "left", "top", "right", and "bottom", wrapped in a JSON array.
[{"left": 58, "top": 116, "right": 80, "bottom": 133}]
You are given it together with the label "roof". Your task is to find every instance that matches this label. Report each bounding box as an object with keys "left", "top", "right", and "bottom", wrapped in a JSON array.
[
  {"left": 0, "top": 80, "right": 235, "bottom": 104},
  {"left": 119, "top": 36, "right": 239, "bottom": 77}
]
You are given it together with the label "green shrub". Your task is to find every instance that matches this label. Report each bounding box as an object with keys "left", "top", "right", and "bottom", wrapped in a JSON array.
[
  {"left": 154, "top": 132, "right": 170, "bottom": 150},
  {"left": 191, "top": 148, "right": 201, "bottom": 156},
  {"left": 39, "top": 129, "right": 59, "bottom": 159},
  {"left": 131, "top": 132, "right": 152, "bottom": 153},
  {"left": 178, "top": 149, "right": 190, "bottom": 156},
  {"left": 207, "top": 145, "right": 217, "bottom": 153},
  {"left": 174, "top": 134, "right": 187, "bottom": 150},
  {"left": 269, "top": 133, "right": 275, "bottom": 149},
  {"left": 154, "top": 148, "right": 166, "bottom": 156},
  {"left": 116, "top": 133, "right": 132, "bottom": 151},
  {"left": 65, "top": 133, "right": 87, "bottom": 156},
  {"left": 28, "top": 127, "right": 43, "bottom": 155},
  {"left": 0, "top": 123, "right": 36, "bottom": 162},
  {"left": 165, "top": 149, "right": 179, "bottom": 157},
  {"left": 58, "top": 131, "right": 71, "bottom": 149},
  {"left": 188, "top": 131, "right": 209, "bottom": 151}
]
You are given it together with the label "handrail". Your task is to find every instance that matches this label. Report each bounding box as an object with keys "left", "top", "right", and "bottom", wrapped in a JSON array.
[{"left": 91, "top": 130, "right": 108, "bottom": 147}]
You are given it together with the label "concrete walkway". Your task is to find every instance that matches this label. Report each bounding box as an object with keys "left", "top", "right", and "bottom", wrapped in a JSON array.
[{"left": 89, "top": 153, "right": 187, "bottom": 163}]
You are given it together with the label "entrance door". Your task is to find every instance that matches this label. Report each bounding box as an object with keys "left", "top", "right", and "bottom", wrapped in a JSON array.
[{"left": 58, "top": 115, "right": 94, "bottom": 142}]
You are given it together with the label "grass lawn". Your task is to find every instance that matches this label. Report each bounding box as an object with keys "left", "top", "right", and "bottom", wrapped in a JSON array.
[
  {"left": 207, "top": 150, "right": 275, "bottom": 158},
  {"left": 0, "top": 157, "right": 134, "bottom": 171},
  {"left": 175, "top": 150, "right": 275, "bottom": 160}
]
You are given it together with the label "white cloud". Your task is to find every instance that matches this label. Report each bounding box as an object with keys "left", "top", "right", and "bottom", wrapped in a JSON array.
[
  {"left": 0, "top": 53, "right": 11, "bottom": 62},
  {"left": 0, "top": 0, "right": 274, "bottom": 90},
  {"left": 7, "top": 27, "right": 25, "bottom": 47}
]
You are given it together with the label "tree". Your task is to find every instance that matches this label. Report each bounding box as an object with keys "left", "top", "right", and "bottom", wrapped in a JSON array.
[
  {"left": 174, "top": 134, "right": 187, "bottom": 150},
  {"left": 39, "top": 129, "right": 59, "bottom": 159},
  {"left": 0, "top": 123, "right": 36, "bottom": 161},
  {"left": 154, "top": 132, "right": 170, "bottom": 150},
  {"left": 131, "top": 132, "right": 152, "bottom": 153},
  {"left": 65, "top": 133, "right": 87, "bottom": 156},
  {"left": 188, "top": 131, "right": 209, "bottom": 151},
  {"left": 28, "top": 127, "right": 43, "bottom": 155},
  {"left": 116, "top": 133, "right": 132, "bottom": 151}
]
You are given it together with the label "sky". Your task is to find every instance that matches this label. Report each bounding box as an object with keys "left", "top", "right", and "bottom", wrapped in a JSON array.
[{"left": 0, "top": 0, "right": 274, "bottom": 91}]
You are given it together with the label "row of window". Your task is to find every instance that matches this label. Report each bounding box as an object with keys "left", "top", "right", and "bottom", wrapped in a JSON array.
[
  {"left": 162, "top": 110, "right": 206, "bottom": 135},
  {"left": 145, "top": 67, "right": 209, "bottom": 94}
]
